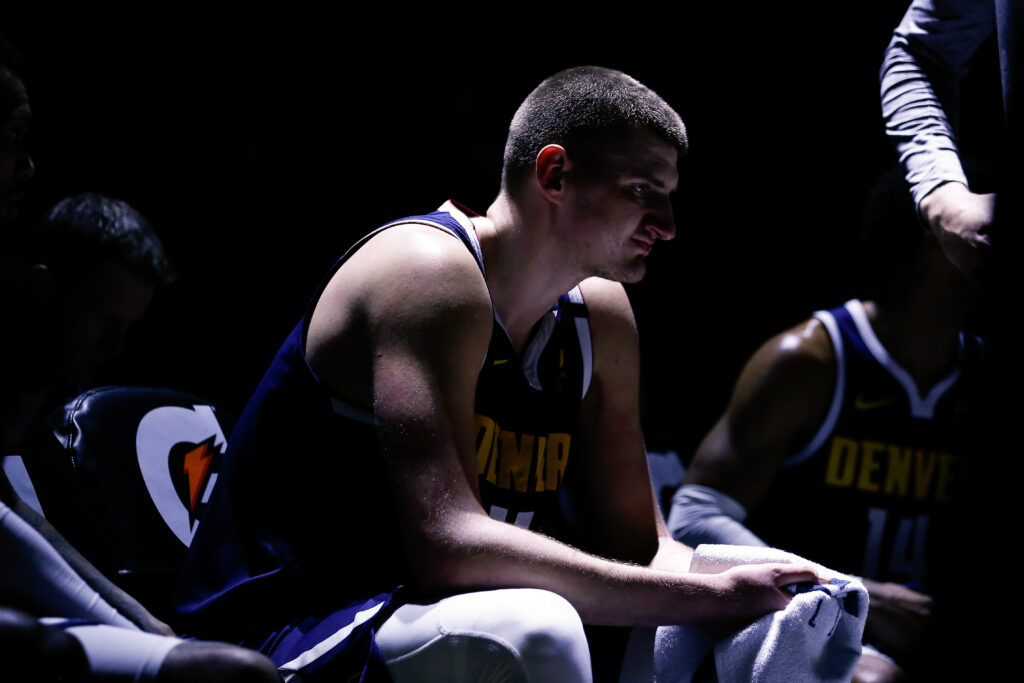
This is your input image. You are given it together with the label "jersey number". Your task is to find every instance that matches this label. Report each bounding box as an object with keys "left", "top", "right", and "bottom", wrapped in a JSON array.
[
  {"left": 863, "top": 507, "right": 928, "bottom": 582},
  {"left": 489, "top": 505, "right": 534, "bottom": 529}
]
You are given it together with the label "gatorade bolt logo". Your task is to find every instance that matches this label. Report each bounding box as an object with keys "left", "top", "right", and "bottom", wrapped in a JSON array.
[{"left": 136, "top": 404, "right": 226, "bottom": 546}]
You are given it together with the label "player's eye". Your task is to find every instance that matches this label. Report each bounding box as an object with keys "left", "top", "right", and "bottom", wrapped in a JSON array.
[{"left": 631, "top": 183, "right": 649, "bottom": 198}]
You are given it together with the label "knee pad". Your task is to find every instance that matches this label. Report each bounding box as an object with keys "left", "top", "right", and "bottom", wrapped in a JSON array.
[
  {"left": 377, "top": 588, "right": 591, "bottom": 683},
  {"left": 485, "top": 588, "right": 587, "bottom": 664}
]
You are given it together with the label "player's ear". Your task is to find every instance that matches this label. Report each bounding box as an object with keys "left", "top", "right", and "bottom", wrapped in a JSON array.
[{"left": 535, "top": 144, "right": 568, "bottom": 204}]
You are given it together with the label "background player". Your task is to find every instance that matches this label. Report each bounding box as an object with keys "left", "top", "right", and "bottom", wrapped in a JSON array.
[
  {"left": 174, "top": 66, "right": 821, "bottom": 682},
  {"left": 0, "top": 32, "right": 47, "bottom": 455},
  {"left": 23, "top": 192, "right": 174, "bottom": 399},
  {"left": 0, "top": 46, "right": 280, "bottom": 682},
  {"left": 667, "top": 166, "right": 984, "bottom": 681}
]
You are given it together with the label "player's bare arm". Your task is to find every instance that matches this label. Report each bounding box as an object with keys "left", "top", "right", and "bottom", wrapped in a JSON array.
[
  {"left": 573, "top": 276, "right": 692, "bottom": 573},
  {"left": 682, "top": 317, "right": 836, "bottom": 508},
  {"left": 309, "top": 227, "right": 816, "bottom": 629},
  {"left": 679, "top": 312, "right": 935, "bottom": 678}
]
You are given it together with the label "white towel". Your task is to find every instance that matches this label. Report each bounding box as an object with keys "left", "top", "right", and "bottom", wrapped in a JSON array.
[{"left": 654, "top": 544, "right": 868, "bottom": 683}]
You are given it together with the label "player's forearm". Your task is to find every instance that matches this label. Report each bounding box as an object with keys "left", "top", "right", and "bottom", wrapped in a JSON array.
[
  {"left": 408, "top": 508, "right": 786, "bottom": 628},
  {"left": 647, "top": 529, "right": 699, "bottom": 576}
]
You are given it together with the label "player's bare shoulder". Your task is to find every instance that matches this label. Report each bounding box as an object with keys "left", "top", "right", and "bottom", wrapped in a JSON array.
[
  {"left": 313, "top": 224, "right": 490, "bottom": 332},
  {"left": 577, "top": 277, "right": 635, "bottom": 320},
  {"left": 325, "top": 224, "right": 488, "bottom": 315},
  {"left": 729, "top": 313, "right": 838, "bottom": 431},
  {"left": 307, "top": 222, "right": 493, "bottom": 406},
  {"left": 574, "top": 277, "right": 643, "bottom": 419},
  {"left": 577, "top": 277, "right": 638, "bottom": 343},
  {"left": 687, "top": 313, "right": 839, "bottom": 492},
  {"left": 758, "top": 315, "right": 835, "bottom": 374}
]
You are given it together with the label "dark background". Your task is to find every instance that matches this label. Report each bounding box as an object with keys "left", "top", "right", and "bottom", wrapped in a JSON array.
[{"left": 3, "top": 5, "right": 1003, "bottom": 458}]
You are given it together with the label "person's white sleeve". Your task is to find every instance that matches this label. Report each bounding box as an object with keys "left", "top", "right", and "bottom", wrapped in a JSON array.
[
  {"left": 0, "top": 500, "right": 136, "bottom": 629},
  {"left": 60, "top": 624, "right": 180, "bottom": 682},
  {"left": 880, "top": 0, "right": 995, "bottom": 207},
  {"left": 665, "top": 484, "right": 767, "bottom": 548}
]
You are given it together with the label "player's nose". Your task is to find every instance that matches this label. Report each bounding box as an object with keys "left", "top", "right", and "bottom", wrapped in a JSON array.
[{"left": 648, "top": 199, "right": 675, "bottom": 241}]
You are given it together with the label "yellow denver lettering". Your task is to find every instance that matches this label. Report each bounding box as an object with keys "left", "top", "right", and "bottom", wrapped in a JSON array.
[
  {"left": 825, "top": 436, "right": 857, "bottom": 487},
  {"left": 534, "top": 436, "right": 548, "bottom": 492},
  {"left": 936, "top": 452, "right": 956, "bottom": 503},
  {"left": 475, "top": 415, "right": 496, "bottom": 476},
  {"left": 913, "top": 450, "right": 936, "bottom": 500},
  {"left": 822, "top": 435, "right": 957, "bottom": 502},
  {"left": 545, "top": 433, "right": 571, "bottom": 491},
  {"left": 474, "top": 413, "right": 571, "bottom": 493},
  {"left": 497, "top": 431, "right": 534, "bottom": 493},
  {"left": 857, "top": 441, "right": 884, "bottom": 492},
  {"left": 885, "top": 445, "right": 912, "bottom": 496}
]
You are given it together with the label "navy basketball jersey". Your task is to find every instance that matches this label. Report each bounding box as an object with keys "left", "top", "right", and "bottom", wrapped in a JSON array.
[
  {"left": 747, "top": 299, "right": 978, "bottom": 593},
  {"left": 474, "top": 287, "right": 592, "bottom": 533},
  {"left": 174, "top": 201, "right": 592, "bottom": 641}
]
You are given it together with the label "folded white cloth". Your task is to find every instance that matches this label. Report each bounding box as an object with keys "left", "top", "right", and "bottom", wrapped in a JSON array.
[{"left": 654, "top": 544, "right": 868, "bottom": 683}]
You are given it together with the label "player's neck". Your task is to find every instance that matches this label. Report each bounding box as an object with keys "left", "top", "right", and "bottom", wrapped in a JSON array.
[
  {"left": 866, "top": 253, "right": 976, "bottom": 391},
  {"left": 478, "top": 193, "right": 586, "bottom": 351}
]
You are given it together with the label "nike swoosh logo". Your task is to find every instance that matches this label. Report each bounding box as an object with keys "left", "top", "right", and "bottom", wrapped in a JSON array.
[
  {"left": 493, "top": 359, "right": 510, "bottom": 365},
  {"left": 854, "top": 395, "right": 897, "bottom": 411}
]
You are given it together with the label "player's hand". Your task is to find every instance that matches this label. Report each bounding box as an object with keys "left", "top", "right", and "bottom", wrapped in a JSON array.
[
  {"left": 919, "top": 182, "right": 995, "bottom": 287},
  {"left": 861, "top": 579, "right": 934, "bottom": 657},
  {"left": 698, "top": 562, "right": 820, "bottom": 635}
]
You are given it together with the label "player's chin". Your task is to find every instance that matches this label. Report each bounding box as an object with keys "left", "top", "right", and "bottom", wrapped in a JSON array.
[
  {"left": 592, "top": 256, "right": 648, "bottom": 284},
  {"left": 618, "top": 258, "right": 649, "bottom": 284}
]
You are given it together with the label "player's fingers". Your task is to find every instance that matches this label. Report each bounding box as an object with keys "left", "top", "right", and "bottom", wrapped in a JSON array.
[{"left": 766, "top": 563, "right": 820, "bottom": 588}]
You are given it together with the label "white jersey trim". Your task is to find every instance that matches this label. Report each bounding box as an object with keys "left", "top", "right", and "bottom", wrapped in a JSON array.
[
  {"left": 521, "top": 313, "right": 557, "bottom": 391},
  {"left": 567, "top": 287, "right": 593, "bottom": 399},
  {"left": 331, "top": 398, "right": 376, "bottom": 424},
  {"left": 517, "top": 286, "right": 592, "bottom": 398},
  {"left": 279, "top": 601, "right": 386, "bottom": 680},
  {"left": 784, "top": 310, "right": 845, "bottom": 467},
  {"left": 845, "top": 299, "right": 959, "bottom": 419},
  {"left": 438, "top": 200, "right": 486, "bottom": 276}
]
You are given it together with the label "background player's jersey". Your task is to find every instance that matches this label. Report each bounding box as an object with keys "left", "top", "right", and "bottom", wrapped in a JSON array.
[
  {"left": 747, "top": 299, "right": 979, "bottom": 593},
  {"left": 173, "top": 202, "right": 591, "bottom": 640}
]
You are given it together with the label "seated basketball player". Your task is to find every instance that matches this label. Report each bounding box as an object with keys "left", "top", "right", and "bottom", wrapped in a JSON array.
[
  {"left": 667, "top": 167, "right": 984, "bottom": 681},
  {"left": 173, "top": 66, "right": 821, "bottom": 681}
]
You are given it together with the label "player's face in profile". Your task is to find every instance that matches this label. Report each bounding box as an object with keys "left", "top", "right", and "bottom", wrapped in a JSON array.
[
  {"left": 0, "top": 66, "right": 34, "bottom": 227},
  {"left": 57, "top": 259, "right": 155, "bottom": 387},
  {"left": 562, "top": 129, "right": 678, "bottom": 283}
]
